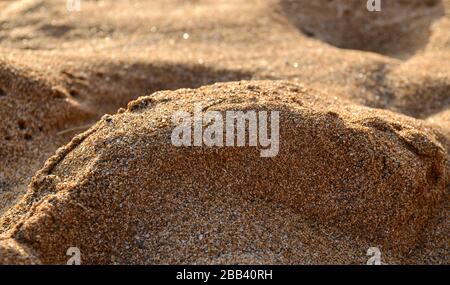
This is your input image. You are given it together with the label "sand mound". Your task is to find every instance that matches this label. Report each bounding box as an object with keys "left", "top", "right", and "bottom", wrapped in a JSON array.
[
  {"left": 280, "top": 0, "right": 445, "bottom": 58},
  {"left": 0, "top": 81, "right": 447, "bottom": 264},
  {"left": 357, "top": 53, "right": 450, "bottom": 118}
]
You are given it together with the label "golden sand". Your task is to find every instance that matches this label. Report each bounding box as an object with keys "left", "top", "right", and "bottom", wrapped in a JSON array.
[{"left": 0, "top": 0, "right": 448, "bottom": 264}]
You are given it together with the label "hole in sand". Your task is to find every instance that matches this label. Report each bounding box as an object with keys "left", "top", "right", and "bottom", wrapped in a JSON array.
[
  {"left": 280, "top": 0, "right": 445, "bottom": 58},
  {"left": 0, "top": 87, "right": 6, "bottom": 97},
  {"left": 69, "top": 89, "right": 80, "bottom": 98},
  {"left": 17, "top": 119, "right": 26, "bottom": 130}
]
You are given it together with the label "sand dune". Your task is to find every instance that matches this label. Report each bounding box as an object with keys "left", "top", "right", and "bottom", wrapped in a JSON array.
[{"left": 0, "top": 0, "right": 448, "bottom": 264}]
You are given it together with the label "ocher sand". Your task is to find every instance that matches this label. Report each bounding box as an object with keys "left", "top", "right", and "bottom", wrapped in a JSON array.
[{"left": 0, "top": 0, "right": 448, "bottom": 264}]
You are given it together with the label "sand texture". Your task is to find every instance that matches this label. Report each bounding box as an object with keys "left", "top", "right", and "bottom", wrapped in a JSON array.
[{"left": 0, "top": 0, "right": 449, "bottom": 264}]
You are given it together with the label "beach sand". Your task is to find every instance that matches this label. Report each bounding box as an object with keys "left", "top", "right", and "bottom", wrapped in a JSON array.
[{"left": 0, "top": 0, "right": 448, "bottom": 264}]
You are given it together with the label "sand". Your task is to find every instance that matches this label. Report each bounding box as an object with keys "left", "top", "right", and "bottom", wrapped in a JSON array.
[{"left": 0, "top": 0, "right": 448, "bottom": 264}]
